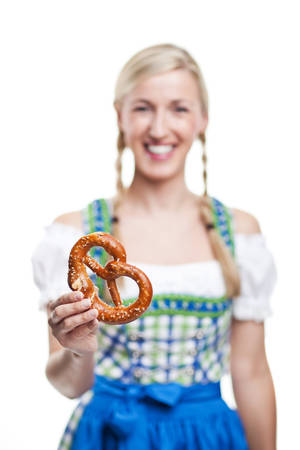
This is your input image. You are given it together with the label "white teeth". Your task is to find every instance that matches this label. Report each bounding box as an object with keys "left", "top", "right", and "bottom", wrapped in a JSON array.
[{"left": 147, "top": 145, "right": 174, "bottom": 154}]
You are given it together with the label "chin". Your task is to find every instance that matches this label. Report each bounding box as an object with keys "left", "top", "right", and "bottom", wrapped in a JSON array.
[{"left": 138, "top": 166, "right": 183, "bottom": 183}]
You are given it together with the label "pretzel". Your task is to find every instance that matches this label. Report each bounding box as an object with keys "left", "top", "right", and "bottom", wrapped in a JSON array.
[{"left": 68, "top": 232, "right": 153, "bottom": 324}]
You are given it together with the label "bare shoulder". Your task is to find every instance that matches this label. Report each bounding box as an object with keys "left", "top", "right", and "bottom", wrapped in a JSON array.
[
  {"left": 231, "top": 208, "right": 262, "bottom": 234},
  {"left": 54, "top": 211, "right": 83, "bottom": 231}
]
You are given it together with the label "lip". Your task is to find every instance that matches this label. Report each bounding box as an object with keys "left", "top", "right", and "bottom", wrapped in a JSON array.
[
  {"left": 143, "top": 143, "right": 176, "bottom": 161},
  {"left": 144, "top": 142, "right": 176, "bottom": 146}
]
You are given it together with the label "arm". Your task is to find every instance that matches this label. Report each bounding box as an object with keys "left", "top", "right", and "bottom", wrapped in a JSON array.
[
  {"left": 230, "top": 319, "right": 276, "bottom": 449},
  {"left": 46, "top": 292, "right": 98, "bottom": 399},
  {"left": 45, "top": 212, "right": 98, "bottom": 399},
  {"left": 230, "top": 208, "right": 276, "bottom": 448}
]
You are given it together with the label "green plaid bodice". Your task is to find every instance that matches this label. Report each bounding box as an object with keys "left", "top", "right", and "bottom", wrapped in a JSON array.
[{"left": 83, "top": 197, "right": 235, "bottom": 385}]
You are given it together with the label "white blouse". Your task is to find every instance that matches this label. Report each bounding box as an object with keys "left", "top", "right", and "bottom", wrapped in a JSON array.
[{"left": 32, "top": 222, "right": 277, "bottom": 322}]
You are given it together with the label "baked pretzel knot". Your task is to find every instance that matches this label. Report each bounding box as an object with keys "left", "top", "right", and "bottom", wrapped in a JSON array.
[{"left": 68, "top": 232, "right": 153, "bottom": 325}]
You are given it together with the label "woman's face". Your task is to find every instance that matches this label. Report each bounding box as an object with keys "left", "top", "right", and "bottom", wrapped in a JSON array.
[{"left": 116, "top": 69, "right": 208, "bottom": 182}]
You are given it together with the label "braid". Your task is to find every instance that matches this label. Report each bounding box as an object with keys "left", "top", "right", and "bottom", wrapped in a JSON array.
[
  {"left": 199, "top": 133, "right": 208, "bottom": 196},
  {"left": 113, "top": 130, "right": 126, "bottom": 238},
  {"left": 198, "top": 134, "right": 241, "bottom": 298},
  {"left": 116, "top": 131, "right": 126, "bottom": 199}
]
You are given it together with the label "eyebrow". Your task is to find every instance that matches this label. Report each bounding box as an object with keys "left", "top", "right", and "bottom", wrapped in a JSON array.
[{"left": 132, "top": 98, "right": 192, "bottom": 105}]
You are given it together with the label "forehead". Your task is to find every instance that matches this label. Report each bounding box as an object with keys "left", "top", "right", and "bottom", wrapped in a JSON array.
[{"left": 126, "top": 69, "right": 200, "bottom": 104}]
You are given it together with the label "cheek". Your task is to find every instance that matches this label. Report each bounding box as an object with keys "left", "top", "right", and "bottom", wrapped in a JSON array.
[
  {"left": 176, "top": 118, "right": 199, "bottom": 141},
  {"left": 123, "top": 115, "right": 150, "bottom": 143}
]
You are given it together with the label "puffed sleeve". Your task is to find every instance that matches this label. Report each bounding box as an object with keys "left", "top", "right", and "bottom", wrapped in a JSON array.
[
  {"left": 233, "top": 233, "right": 278, "bottom": 322},
  {"left": 32, "top": 222, "right": 83, "bottom": 310}
]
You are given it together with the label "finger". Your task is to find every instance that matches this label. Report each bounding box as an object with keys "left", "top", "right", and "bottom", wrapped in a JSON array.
[
  {"left": 49, "top": 298, "right": 92, "bottom": 326},
  {"left": 56, "top": 308, "right": 98, "bottom": 334},
  {"left": 49, "top": 291, "right": 84, "bottom": 312},
  {"left": 69, "top": 318, "right": 99, "bottom": 340}
]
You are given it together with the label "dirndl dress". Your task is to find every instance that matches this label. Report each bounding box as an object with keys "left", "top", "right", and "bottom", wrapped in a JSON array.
[{"left": 58, "top": 197, "right": 249, "bottom": 450}]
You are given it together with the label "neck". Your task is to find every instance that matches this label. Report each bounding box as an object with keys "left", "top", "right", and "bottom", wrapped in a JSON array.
[{"left": 122, "top": 170, "right": 197, "bottom": 214}]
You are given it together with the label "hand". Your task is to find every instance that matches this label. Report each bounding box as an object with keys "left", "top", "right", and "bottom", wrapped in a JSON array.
[{"left": 48, "top": 292, "right": 99, "bottom": 356}]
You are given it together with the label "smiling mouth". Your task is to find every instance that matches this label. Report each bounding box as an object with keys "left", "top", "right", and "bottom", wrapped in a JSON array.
[{"left": 144, "top": 144, "right": 175, "bottom": 155}]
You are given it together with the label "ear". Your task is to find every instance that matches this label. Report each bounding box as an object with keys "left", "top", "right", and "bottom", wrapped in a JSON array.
[
  {"left": 114, "top": 101, "right": 123, "bottom": 131},
  {"left": 193, "top": 114, "right": 208, "bottom": 141},
  {"left": 198, "top": 114, "right": 208, "bottom": 135}
]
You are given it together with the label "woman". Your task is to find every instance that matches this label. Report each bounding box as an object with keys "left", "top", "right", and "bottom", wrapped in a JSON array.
[{"left": 32, "top": 44, "right": 277, "bottom": 449}]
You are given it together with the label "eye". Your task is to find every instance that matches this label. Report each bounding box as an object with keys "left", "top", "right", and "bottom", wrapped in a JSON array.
[
  {"left": 175, "top": 107, "right": 189, "bottom": 113},
  {"left": 133, "top": 106, "right": 149, "bottom": 112}
]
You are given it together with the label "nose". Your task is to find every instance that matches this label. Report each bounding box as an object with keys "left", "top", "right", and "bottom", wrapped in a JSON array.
[{"left": 149, "top": 110, "right": 169, "bottom": 140}]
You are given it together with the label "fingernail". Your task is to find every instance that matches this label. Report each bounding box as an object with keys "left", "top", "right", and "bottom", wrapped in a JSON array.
[
  {"left": 82, "top": 298, "right": 91, "bottom": 307},
  {"left": 75, "top": 292, "right": 83, "bottom": 300}
]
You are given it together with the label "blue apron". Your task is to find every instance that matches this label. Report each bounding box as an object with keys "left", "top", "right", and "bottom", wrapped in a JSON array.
[{"left": 71, "top": 375, "right": 248, "bottom": 450}]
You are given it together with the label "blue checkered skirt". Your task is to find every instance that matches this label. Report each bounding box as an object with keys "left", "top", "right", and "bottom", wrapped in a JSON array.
[{"left": 66, "top": 375, "right": 248, "bottom": 450}]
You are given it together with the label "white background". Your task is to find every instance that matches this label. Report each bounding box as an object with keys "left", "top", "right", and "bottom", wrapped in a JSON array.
[{"left": 1, "top": 1, "right": 299, "bottom": 448}]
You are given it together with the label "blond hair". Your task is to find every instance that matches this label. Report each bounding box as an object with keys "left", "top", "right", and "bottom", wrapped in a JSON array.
[{"left": 112, "top": 43, "right": 240, "bottom": 298}]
